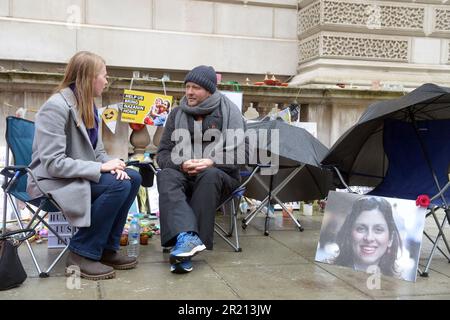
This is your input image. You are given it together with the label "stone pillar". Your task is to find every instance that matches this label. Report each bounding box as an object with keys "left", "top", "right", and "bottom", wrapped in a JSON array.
[
  {"left": 254, "top": 102, "right": 277, "bottom": 119},
  {"left": 129, "top": 125, "right": 151, "bottom": 157},
  {"left": 302, "top": 102, "right": 332, "bottom": 147}
]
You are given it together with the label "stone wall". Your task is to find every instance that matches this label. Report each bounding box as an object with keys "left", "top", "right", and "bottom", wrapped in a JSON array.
[{"left": 0, "top": 0, "right": 298, "bottom": 76}]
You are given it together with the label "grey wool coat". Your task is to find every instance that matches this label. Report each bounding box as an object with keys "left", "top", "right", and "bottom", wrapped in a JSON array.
[{"left": 27, "top": 87, "right": 113, "bottom": 227}]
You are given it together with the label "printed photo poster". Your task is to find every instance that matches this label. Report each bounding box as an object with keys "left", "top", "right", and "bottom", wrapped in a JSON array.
[
  {"left": 315, "top": 191, "right": 427, "bottom": 282},
  {"left": 121, "top": 89, "right": 173, "bottom": 126}
]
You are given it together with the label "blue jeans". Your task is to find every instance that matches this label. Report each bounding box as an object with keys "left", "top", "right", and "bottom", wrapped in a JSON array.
[{"left": 69, "top": 168, "right": 142, "bottom": 260}]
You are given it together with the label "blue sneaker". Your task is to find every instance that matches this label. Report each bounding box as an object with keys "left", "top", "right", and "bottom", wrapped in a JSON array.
[
  {"left": 169, "top": 232, "right": 206, "bottom": 264},
  {"left": 170, "top": 259, "right": 193, "bottom": 274}
]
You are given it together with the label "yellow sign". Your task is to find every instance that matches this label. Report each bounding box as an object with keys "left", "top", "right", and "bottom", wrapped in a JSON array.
[{"left": 121, "top": 89, "right": 173, "bottom": 126}]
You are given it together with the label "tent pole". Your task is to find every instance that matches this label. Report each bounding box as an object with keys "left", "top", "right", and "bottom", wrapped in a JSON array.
[{"left": 408, "top": 110, "right": 447, "bottom": 206}]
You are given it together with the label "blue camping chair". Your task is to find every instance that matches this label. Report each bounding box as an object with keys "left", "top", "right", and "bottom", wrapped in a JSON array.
[
  {"left": 1, "top": 116, "right": 69, "bottom": 278},
  {"left": 214, "top": 166, "right": 262, "bottom": 252},
  {"left": 332, "top": 118, "right": 450, "bottom": 277},
  {"left": 367, "top": 119, "right": 450, "bottom": 276},
  {"left": 157, "top": 166, "right": 262, "bottom": 253}
]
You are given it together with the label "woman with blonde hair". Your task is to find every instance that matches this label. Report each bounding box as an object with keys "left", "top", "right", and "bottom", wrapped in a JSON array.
[{"left": 27, "top": 51, "right": 142, "bottom": 280}]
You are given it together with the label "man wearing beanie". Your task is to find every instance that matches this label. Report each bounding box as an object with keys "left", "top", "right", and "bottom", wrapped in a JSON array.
[{"left": 156, "top": 65, "right": 246, "bottom": 274}]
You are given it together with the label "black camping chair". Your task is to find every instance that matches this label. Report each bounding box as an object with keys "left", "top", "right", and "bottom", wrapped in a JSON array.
[
  {"left": 322, "top": 83, "right": 450, "bottom": 277},
  {"left": 1, "top": 116, "right": 69, "bottom": 278}
]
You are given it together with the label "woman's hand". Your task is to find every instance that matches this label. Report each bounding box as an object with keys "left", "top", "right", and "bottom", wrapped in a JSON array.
[
  {"left": 111, "top": 168, "right": 130, "bottom": 180},
  {"left": 101, "top": 158, "right": 126, "bottom": 173}
]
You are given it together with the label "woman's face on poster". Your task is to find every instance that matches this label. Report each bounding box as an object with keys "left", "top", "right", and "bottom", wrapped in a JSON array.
[{"left": 351, "top": 209, "right": 392, "bottom": 267}]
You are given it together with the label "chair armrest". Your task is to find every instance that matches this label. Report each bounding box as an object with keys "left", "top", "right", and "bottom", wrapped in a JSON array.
[
  {"left": 1, "top": 165, "right": 28, "bottom": 179},
  {"left": 1, "top": 166, "right": 29, "bottom": 192},
  {"left": 24, "top": 167, "right": 52, "bottom": 198},
  {"left": 1, "top": 165, "right": 52, "bottom": 199},
  {"left": 126, "top": 160, "right": 159, "bottom": 175}
]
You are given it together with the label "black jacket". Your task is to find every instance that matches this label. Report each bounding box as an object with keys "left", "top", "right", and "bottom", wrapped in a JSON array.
[{"left": 157, "top": 107, "right": 241, "bottom": 180}]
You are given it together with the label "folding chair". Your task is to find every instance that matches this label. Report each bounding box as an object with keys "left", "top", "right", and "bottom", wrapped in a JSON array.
[
  {"left": 1, "top": 116, "right": 69, "bottom": 278},
  {"left": 241, "top": 165, "right": 307, "bottom": 236},
  {"left": 333, "top": 118, "right": 450, "bottom": 277},
  {"left": 367, "top": 119, "right": 450, "bottom": 276},
  {"left": 214, "top": 165, "right": 262, "bottom": 252}
]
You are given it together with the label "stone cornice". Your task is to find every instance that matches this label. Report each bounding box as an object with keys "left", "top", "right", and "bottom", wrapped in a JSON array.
[
  {"left": 0, "top": 70, "right": 404, "bottom": 104},
  {"left": 299, "top": 0, "right": 450, "bottom": 8},
  {"left": 0, "top": 71, "right": 301, "bottom": 103},
  {"left": 198, "top": 0, "right": 297, "bottom": 9}
]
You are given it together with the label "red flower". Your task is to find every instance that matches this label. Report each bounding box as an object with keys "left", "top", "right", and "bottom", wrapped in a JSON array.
[{"left": 416, "top": 194, "right": 430, "bottom": 208}]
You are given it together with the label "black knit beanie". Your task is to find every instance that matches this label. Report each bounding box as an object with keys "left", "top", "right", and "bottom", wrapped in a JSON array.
[{"left": 184, "top": 65, "right": 217, "bottom": 93}]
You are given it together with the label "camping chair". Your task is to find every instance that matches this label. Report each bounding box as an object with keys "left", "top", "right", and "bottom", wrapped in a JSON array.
[
  {"left": 333, "top": 118, "right": 450, "bottom": 277},
  {"left": 214, "top": 165, "right": 262, "bottom": 252},
  {"left": 241, "top": 165, "right": 307, "bottom": 236},
  {"left": 1, "top": 116, "right": 69, "bottom": 278}
]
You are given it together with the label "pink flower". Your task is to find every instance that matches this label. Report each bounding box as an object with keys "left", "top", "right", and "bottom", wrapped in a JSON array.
[{"left": 416, "top": 194, "right": 430, "bottom": 208}]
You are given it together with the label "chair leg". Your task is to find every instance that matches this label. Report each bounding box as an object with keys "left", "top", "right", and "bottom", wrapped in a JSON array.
[
  {"left": 214, "top": 197, "right": 242, "bottom": 252},
  {"left": 231, "top": 199, "right": 241, "bottom": 252},
  {"left": 275, "top": 198, "right": 305, "bottom": 232},
  {"left": 419, "top": 207, "right": 450, "bottom": 277},
  {"left": 43, "top": 245, "right": 70, "bottom": 278},
  {"left": 8, "top": 194, "right": 70, "bottom": 277},
  {"left": 423, "top": 231, "right": 450, "bottom": 259},
  {"left": 242, "top": 196, "right": 270, "bottom": 229},
  {"left": 9, "top": 196, "right": 43, "bottom": 275}
]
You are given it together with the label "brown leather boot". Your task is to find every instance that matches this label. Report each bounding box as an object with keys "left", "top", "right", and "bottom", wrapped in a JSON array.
[
  {"left": 100, "top": 249, "right": 138, "bottom": 270},
  {"left": 65, "top": 251, "right": 115, "bottom": 280}
]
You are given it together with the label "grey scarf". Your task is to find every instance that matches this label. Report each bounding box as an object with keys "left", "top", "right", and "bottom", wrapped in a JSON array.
[{"left": 174, "top": 91, "right": 245, "bottom": 164}]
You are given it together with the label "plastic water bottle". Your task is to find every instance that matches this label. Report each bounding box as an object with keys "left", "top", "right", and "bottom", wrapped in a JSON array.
[
  {"left": 239, "top": 200, "right": 248, "bottom": 213},
  {"left": 143, "top": 152, "right": 151, "bottom": 164},
  {"left": 127, "top": 214, "right": 140, "bottom": 257}
]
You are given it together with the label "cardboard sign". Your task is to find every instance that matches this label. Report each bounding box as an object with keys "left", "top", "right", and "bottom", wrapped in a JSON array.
[
  {"left": 121, "top": 89, "right": 173, "bottom": 126},
  {"left": 101, "top": 103, "right": 120, "bottom": 134},
  {"left": 221, "top": 91, "right": 243, "bottom": 112},
  {"left": 47, "top": 212, "right": 78, "bottom": 249}
]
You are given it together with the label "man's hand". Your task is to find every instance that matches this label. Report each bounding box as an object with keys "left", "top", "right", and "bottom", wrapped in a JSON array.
[{"left": 181, "top": 159, "right": 214, "bottom": 176}]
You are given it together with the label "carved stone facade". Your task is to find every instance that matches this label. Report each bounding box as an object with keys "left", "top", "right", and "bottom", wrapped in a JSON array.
[
  {"left": 322, "top": 34, "right": 409, "bottom": 60},
  {"left": 294, "top": 0, "right": 450, "bottom": 89},
  {"left": 299, "top": 33, "right": 409, "bottom": 62},
  {"left": 434, "top": 8, "right": 450, "bottom": 32},
  {"left": 298, "top": 35, "right": 320, "bottom": 61},
  {"left": 323, "top": 1, "right": 424, "bottom": 30},
  {"left": 298, "top": 0, "right": 425, "bottom": 36},
  {"left": 298, "top": 1, "right": 321, "bottom": 35}
]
